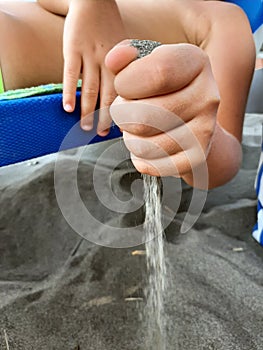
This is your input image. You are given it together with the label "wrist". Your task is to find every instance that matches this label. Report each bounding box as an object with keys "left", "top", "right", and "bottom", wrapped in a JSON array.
[{"left": 182, "top": 122, "right": 242, "bottom": 189}]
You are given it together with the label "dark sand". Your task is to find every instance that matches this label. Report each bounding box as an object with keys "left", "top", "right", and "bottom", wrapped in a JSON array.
[{"left": 0, "top": 115, "right": 263, "bottom": 350}]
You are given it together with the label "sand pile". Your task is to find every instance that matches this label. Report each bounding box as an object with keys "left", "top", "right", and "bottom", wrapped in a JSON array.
[{"left": 0, "top": 117, "right": 263, "bottom": 349}]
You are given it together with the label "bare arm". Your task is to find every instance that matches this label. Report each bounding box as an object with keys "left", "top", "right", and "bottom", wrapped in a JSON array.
[
  {"left": 106, "top": 1, "right": 255, "bottom": 189},
  {"left": 183, "top": 2, "right": 255, "bottom": 188}
]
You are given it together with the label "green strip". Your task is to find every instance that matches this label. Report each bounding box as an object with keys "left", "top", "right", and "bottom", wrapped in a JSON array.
[
  {"left": 0, "top": 67, "right": 4, "bottom": 94},
  {"left": 0, "top": 80, "right": 82, "bottom": 101}
]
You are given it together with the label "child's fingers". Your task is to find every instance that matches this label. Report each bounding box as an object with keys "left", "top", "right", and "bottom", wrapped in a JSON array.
[
  {"left": 97, "top": 68, "right": 117, "bottom": 136},
  {"left": 63, "top": 53, "right": 81, "bottom": 113},
  {"left": 97, "top": 108, "right": 111, "bottom": 136},
  {"left": 80, "top": 65, "right": 100, "bottom": 131}
]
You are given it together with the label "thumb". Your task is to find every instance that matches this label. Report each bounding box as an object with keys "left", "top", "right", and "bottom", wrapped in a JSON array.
[{"left": 105, "top": 40, "right": 139, "bottom": 75}]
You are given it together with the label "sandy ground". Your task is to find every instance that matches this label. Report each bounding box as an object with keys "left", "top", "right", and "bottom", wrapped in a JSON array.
[{"left": 0, "top": 114, "right": 263, "bottom": 350}]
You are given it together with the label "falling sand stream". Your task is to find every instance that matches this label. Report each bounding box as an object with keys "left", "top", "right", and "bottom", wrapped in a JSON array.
[
  {"left": 143, "top": 174, "right": 169, "bottom": 350},
  {"left": 129, "top": 40, "right": 170, "bottom": 350}
]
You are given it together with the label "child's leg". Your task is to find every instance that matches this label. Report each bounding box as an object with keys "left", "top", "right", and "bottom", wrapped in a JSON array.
[
  {"left": 0, "top": 0, "right": 197, "bottom": 92},
  {"left": 0, "top": 2, "right": 64, "bottom": 90}
]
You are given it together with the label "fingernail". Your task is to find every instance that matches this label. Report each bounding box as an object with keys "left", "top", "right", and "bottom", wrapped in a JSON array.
[
  {"left": 81, "top": 123, "right": 93, "bottom": 131},
  {"left": 98, "top": 129, "right": 110, "bottom": 137},
  {"left": 64, "top": 104, "right": 73, "bottom": 112}
]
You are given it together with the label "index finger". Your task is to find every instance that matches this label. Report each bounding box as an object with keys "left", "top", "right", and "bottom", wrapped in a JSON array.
[
  {"left": 63, "top": 53, "right": 82, "bottom": 112},
  {"left": 108, "top": 44, "right": 206, "bottom": 100}
]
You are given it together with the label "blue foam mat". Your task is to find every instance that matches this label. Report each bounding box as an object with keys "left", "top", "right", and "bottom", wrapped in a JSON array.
[
  {"left": 1, "top": 1, "right": 261, "bottom": 167},
  {"left": 0, "top": 92, "right": 122, "bottom": 167}
]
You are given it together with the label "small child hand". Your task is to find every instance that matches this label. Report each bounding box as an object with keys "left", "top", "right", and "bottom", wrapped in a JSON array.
[
  {"left": 63, "top": 0, "right": 127, "bottom": 135},
  {"left": 105, "top": 41, "right": 220, "bottom": 179}
]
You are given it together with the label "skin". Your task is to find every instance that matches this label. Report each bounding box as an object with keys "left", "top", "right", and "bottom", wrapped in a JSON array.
[
  {"left": 62, "top": 0, "right": 127, "bottom": 134},
  {"left": 38, "top": 0, "right": 126, "bottom": 134},
  {"left": 0, "top": 0, "right": 255, "bottom": 188}
]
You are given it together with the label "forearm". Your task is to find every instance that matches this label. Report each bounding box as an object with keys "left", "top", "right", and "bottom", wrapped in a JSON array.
[
  {"left": 182, "top": 2, "right": 254, "bottom": 189},
  {"left": 182, "top": 122, "right": 242, "bottom": 189},
  {"left": 37, "top": 0, "right": 70, "bottom": 16}
]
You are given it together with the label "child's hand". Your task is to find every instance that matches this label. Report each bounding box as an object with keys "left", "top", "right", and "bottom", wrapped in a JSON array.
[
  {"left": 63, "top": 0, "right": 127, "bottom": 135},
  {"left": 105, "top": 42, "right": 220, "bottom": 181}
]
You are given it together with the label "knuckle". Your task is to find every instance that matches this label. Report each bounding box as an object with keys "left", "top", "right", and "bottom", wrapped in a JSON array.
[
  {"left": 174, "top": 157, "right": 191, "bottom": 177},
  {"left": 101, "top": 93, "right": 117, "bottom": 107},
  {"left": 64, "top": 66, "right": 78, "bottom": 80},
  {"left": 129, "top": 124, "right": 154, "bottom": 136},
  {"left": 152, "top": 62, "right": 170, "bottom": 92},
  {"left": 81, "top": 86, "right": 98, "bottom": 99}
]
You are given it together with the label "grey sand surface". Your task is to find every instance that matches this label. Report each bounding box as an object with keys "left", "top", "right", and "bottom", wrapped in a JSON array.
[{"left": 0, "top": 115, "right": 263, "bottom": 349}]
